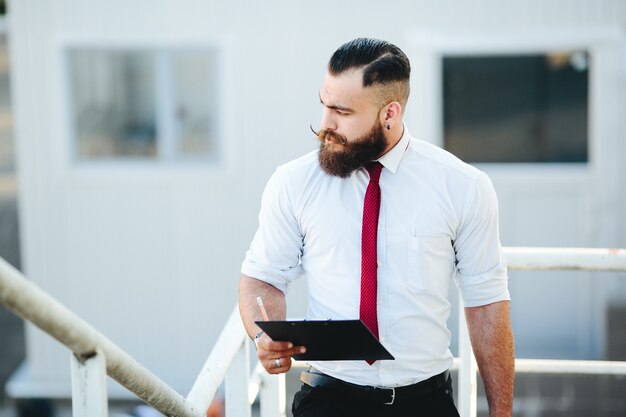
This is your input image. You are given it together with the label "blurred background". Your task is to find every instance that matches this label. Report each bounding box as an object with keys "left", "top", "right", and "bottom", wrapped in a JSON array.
[{"left": 0, "top": 0, "right": 625, "bottom": 416}]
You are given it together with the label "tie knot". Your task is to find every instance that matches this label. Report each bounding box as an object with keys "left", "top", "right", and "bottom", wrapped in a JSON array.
[{"left": 365, "top": 162, "right": 383, "bottom": 183}]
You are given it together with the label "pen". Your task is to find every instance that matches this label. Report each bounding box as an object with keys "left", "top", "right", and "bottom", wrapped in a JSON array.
[{"left": 256, "top": 296, "right": 270, "bottom": 322}]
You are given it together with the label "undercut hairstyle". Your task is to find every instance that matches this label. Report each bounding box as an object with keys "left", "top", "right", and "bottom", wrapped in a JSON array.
[{"left": 328, "top": 38, "right": 411, "bottom": 109}]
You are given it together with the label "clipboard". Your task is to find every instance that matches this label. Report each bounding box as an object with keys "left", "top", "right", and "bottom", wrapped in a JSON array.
[{"left": 255, "top": 320, "right": 395, "bottom": 361}]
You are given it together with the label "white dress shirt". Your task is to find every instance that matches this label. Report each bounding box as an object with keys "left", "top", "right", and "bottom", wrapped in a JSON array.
[{"left": 242, "top": 128, "right": 510, "bottom": 387}]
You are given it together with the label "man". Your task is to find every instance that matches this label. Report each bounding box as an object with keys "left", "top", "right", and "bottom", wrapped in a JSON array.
[{"left": 239, "top": 38, "right": 514, "bottom": 417}]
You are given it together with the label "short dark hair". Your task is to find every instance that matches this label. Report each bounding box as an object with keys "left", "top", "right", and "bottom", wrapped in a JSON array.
[{"left": 328, "top": 38, "right": 411, "bottom": 87}]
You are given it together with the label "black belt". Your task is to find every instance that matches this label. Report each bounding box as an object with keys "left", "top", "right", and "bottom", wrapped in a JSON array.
[{"left": 300, "top": 369, "right": 450, "bottom": 405}]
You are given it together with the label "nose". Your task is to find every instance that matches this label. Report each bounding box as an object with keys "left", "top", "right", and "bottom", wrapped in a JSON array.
[{"left": 320, "top": 108, "right": 336, "bottom": 132}]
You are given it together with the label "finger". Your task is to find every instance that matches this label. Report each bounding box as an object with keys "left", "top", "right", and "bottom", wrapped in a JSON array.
[
  {"left": 257, "top": 337, "right": 306, "bottom": 357},
  {"left": 264, "top": 339, "right": 296, "bottom": 352},
  {"left": 264, "top": 339, "right": 307, "bottom": 356},
  {"left": 255, "top": 334, "right": 291, "bottom": 353},
  {"left": 282, "top": 345, "right": 307, "bottom": 358},
  {"left": 257, "top": 345, "right": 306, "bottom": 365},
  {"left": 265, "top": 357, "right": 292, "bottom": 374}
]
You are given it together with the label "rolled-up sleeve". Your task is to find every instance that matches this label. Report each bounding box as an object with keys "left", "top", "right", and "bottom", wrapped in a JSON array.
[
  {"left": 241, "top": 166, "right": 304, "bottom": 294},
  {"left": 454, "top": 171, "right": 510, "bottom": 307}
]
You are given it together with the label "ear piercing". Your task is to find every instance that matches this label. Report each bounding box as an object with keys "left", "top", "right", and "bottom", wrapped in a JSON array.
[{"left": 386, "top": 124, "right": 391, "bottom": 130}]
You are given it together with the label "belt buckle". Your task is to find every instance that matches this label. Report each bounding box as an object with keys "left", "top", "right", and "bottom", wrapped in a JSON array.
[{"left": 384, "top": 387, "right": 396, "bottom": 405}]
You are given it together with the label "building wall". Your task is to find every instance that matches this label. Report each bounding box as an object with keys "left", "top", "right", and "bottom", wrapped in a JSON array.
[{"left": 6, "top": 0, "right": 626, "bottom": 397}]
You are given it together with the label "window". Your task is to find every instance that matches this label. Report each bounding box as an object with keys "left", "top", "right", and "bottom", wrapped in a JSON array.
[
  {"left": 67, "top": 48, "right": 219, "bottom": 162},
  {"left": 442, "top": 52, "right": 589, "bottom": 163}
]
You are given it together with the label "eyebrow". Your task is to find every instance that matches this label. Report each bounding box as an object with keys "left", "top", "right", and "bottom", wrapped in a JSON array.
[{"left": 319, "top": 92, "right": 354, "bottom": 113}]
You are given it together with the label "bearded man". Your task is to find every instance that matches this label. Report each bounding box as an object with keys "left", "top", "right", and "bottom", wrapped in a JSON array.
[{"left": 239, "top": 38, "right": 514, "bottom": 417}]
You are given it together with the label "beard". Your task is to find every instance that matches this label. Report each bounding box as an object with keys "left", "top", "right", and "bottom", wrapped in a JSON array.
[{"left": 315, "top": 122, "right": 388, "bottom": 178}]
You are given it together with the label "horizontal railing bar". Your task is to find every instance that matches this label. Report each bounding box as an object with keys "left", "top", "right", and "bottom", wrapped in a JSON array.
[
  {"left": 186, "top": 305, "right": 248, "bottom": 413},
  {"left": 279, "top": 357, "right": 626, "bottom": 389},
  {"left": 0, "top": 257, "right": 203, "bottom": 417},
  {"left": 514, "top": 358, "right": 626, "bottom": 375},
  {"left": 454, "top": 357, "right": 626, "bottom": 375},
  {"left": 504, "top": 247, "right": 626, "bottom": 272},
  {"left": 296, "top": 358, "right": 626, "bottom": 375}
]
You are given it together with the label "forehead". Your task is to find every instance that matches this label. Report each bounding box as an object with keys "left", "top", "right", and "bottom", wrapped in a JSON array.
[{"left": 319, "top": 69, "right": 373, "bottom": 109}]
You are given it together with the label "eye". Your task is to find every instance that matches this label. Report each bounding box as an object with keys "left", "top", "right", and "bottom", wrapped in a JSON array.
[{"left": 335, "top": 109, "right": 349, "bottom": 116}]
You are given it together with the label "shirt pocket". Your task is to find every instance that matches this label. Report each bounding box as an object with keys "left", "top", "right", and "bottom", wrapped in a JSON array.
[{"left": 407, "top": 236, "right": 455, "bottom": 293}]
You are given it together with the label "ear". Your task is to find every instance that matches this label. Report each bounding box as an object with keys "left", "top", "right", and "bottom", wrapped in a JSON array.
[{"left": 380, "top": 101, "right": 402, "bottom": 130}]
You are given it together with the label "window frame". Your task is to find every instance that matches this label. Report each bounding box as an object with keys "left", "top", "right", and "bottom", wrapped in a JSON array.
[
  {"left": 54, "top": 37, "right": 235, "bottom": 183},
  {"left": 405, "top": 29, "right": 622, "bottom": 173},
  {"left": 66, "top": 47, "right": 220, "bottom": 163},
  {"left": 441, "top": 52, "right": 590, "bottom": 164}
]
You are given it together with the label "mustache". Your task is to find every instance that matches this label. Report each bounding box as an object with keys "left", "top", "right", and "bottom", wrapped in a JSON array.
[{"left": 310, "top": 125, "right": 348, "bottom": 146}]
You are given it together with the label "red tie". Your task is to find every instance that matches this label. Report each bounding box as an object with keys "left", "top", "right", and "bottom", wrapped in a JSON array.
[{"left": 360, "top": 162, "right": 382, "bottom": 364}]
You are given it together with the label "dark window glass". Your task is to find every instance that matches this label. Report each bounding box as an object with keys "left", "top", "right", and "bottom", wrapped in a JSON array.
[{"left": 443, "top": 53, "right": 588, "bottom": 163}]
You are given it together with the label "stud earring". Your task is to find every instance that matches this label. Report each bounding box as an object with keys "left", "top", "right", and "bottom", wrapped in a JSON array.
[{"left": 386, "top": 124, "right": 391, "bottom": 130}]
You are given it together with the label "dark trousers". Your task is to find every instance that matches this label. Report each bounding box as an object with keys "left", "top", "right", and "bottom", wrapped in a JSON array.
[{"left": 292, "top": 373, "right": 460, "bottom": 417}]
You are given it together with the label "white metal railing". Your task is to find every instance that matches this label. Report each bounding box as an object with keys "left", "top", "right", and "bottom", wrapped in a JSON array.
[
  {"left": 456, "top": 247, "right": 626, "bottom": 417},
  {"left": 0, "top": 252, "right": 284, "bottom": 417},
  {"left": 1, "top": 247, "right": 626, "bottom": 417}
]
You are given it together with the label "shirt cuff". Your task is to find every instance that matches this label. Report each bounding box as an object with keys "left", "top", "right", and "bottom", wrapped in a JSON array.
[
  {"left": 241, "top": 260, "right": 302, "bottom": 294},
  {"left": 455, "top": 265, "right": 510, "bottom": 307}
]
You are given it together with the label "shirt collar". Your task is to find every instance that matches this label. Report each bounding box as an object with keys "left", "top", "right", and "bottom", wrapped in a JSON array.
[{"left": 375, "top": 123, "right": 411, "bottom": 174}]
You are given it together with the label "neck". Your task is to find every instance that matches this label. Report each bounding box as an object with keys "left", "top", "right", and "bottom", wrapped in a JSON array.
[{"left": 380, "top": 122, "right": 404, "bottom": 157}]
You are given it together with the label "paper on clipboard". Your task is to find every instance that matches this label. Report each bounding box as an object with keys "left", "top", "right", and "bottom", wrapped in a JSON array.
[{"left": 255, "top": 319, "right": 395, "bottom": 361}]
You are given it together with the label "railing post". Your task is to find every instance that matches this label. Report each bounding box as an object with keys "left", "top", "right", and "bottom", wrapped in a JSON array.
[
  {"left": 260, "top": 372, "right": 286, "bottom": 417},
  {"left": 225, "top": 340, "right": 251, "bottom": 417},
  {"left": 458, "top": 296, "right": 477, "bottom": 417},
  {"left": 70, "top": 349, "right": 108, "bottom": 417}
]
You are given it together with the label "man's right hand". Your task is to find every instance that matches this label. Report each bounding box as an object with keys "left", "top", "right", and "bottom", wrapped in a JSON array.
[{"left": 255, "top": 333, "right": 306, "bottom": 374}]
